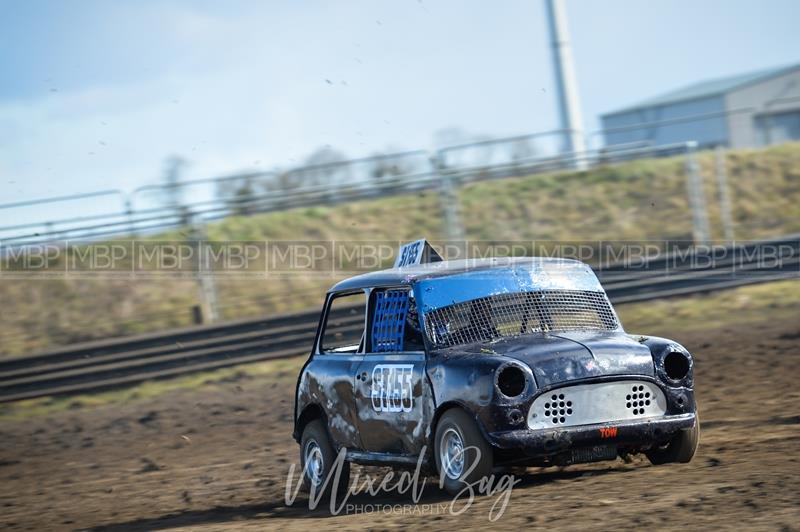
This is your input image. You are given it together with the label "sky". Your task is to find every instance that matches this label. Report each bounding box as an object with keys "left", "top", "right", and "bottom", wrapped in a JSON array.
[{"left": 0, "top": 0, "right": 798, "bottom": 223}]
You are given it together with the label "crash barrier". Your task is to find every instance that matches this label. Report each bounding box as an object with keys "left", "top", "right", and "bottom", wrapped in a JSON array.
[{"left": 1, "top": 234, "right": 797, "bottom": 402}]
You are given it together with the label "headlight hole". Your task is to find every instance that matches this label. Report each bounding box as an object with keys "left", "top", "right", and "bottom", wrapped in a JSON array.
[
  {"left": 497, "top": 365, "right": 526, "bottom": 398},
  {"left": 664, "top": 351, "right": 691, "bottom": 381}
]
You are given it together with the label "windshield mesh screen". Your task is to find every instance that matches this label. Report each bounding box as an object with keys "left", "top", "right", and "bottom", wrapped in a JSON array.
[{"left": 424, "top": 290, "right": 618, "bottom": 348}]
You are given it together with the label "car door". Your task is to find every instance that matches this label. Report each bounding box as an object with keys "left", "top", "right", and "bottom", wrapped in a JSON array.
[
  {"left": 306, "top": 290, "right": 367, "bottom": 450},
  {"left": 353, "top": 287, "right": 432, "bottom": 455}
]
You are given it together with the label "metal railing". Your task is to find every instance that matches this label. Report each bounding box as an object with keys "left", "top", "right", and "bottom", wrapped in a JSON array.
[
  {"left": 0, "top": 114, "right": 742, "bottom": 249},
  {"left": 5, "top": 98, "right": 800, "bottom": 245},
  {"left": 1, "top": 234, "right": 798, "bottom": 402},
  {"left": 1, "top": 144, "right": 703, "bottom": 244}
]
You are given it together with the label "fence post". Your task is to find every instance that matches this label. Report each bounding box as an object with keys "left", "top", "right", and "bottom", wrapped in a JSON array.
[
  {"left": 191, "top": 304, "right": 204, "bottom": 325},
  {"left": 125, "top": 198, "right": 137, "bottom": 237},
  {"left": 192, "top": 221, "right": 219, "bottom": 324},
  {"left": 684, "top": 141, "right": 711, "bottom": 246},
  {"left": 432, "top": 155, "right": 465, "bottom": 244},
  {"left": 715, "top": 146, "right": 735, "bottom": 242}
]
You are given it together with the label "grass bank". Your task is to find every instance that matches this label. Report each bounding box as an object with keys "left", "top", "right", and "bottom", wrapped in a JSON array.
[{"left": 1, "top": 143, "right": 798, "bottom": 357}]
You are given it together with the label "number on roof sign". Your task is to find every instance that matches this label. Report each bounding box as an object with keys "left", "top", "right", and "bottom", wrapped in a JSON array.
[
  {"left": 395, "top": 240, "right": 424, "bottom": 268},
  {"left": 394, "top": 239, "right": 442, "bottom": 268}
]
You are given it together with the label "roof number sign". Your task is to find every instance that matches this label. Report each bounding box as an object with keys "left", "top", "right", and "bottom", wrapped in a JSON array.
[{"left": 394, "top": 239, "right": 442, "bottom": 268}]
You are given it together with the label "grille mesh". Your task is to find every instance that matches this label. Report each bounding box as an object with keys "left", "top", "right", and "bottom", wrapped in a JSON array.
[
  {"left": 424, "top": 290, "right": 618, "bottom": 349},
  {"left": 544, "top": 393, "right": 574, "bottom": 424},
  {"left": 626, "top": 384, "right": 652, "bottom": 416}
]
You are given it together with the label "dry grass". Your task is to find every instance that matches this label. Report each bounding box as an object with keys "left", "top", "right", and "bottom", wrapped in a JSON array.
[{"left": 1, "top": 143, "right": 798, "bottom": 357}]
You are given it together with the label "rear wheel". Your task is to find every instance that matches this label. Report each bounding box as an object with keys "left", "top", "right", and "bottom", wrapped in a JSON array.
[
  {"left": 300, "top": 418, "right": 350, "bottom": 498},
  {"left": 434, "top": 409, "right": 493, "bottom": 495},
  {"left": 646, "top": 413, "right": 700, "bottom": 465}
]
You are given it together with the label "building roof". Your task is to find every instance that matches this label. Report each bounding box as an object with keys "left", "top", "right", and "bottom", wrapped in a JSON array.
[
  {"left": 603, "top": 63, "right": 800, "bottom": 117},
  {"left": 329, "top": 256, "right": 587, "bottom": 292}
]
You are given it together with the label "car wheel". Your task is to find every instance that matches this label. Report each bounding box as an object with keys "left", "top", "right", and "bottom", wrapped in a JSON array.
[
  {"left": 646, "top": 412, "right": 700, "bottom": 465},
  {"left": 434, "top": 409, "right": 493, "bottom": 495},
  {"left": 300, "top": 418, "right": 350, "bottom": 498}
]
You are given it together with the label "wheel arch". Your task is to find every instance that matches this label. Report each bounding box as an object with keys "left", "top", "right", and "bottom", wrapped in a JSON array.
[
  {"left": 293, "top": 403, "right": 328, "bottom": 443},
  {"left": 429, "top": 400, "right": 492, "bottom": 449}
]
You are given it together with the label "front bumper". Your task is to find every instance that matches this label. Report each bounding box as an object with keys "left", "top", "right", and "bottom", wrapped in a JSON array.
[{"left": 488, "top": 413, "right": 696, "bottom": 457}]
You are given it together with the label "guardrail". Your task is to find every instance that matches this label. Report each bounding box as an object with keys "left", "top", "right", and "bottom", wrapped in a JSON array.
[
  {"left": 1, "top": 235, "right": 798, "bottom": 402},
  {"left": 6, "top": 99, "right": 800, "bottom": 247},
  {"left": 0, "top": 137, "right": 698, "bottom": 248}
]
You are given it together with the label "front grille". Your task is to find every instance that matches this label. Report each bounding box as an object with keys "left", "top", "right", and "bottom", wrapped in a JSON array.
[
  {"left": 625, "top": 384, "right": 653, "bottom": 416},
  {"left": 424, "top": 289, "right": 618, "bottom": 349},
  {"left": 527, "top": 380, "right": 667, "bottom": 430},
  {"left": 543, "top": 392, "right": 574, "bottom": 424}
]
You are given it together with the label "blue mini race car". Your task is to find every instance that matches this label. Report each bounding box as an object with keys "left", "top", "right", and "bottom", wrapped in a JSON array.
[{"left": 293, "top": 241, "right": 699, "bottom": 495}]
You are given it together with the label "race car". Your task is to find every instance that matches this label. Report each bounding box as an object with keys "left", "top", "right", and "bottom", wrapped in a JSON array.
[{"left": 293, "top": 240, "right": 699, "bottom": 495}]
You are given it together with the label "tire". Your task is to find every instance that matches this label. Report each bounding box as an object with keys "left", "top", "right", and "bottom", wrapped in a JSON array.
[
  {"left": 646, "top": 413, "right": 700, "bottom": 465},
  {"left": 299, "top": 418, "right": 350, "bottom": 498},
  {"left": 434, "top": 409, "right": 494, "bottom": 495}
]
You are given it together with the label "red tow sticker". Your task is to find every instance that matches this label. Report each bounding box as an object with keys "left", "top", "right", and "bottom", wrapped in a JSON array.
[{"left": 599, "top": 427, "right": 618, "bottom": 439}]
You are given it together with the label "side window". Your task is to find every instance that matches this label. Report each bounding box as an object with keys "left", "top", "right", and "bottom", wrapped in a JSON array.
[
  {"left": 321, "top": 291, "right": 366, "bottom": 353},
  {"left": 370, "top": 288, "right": 426, "bottom": 352}
]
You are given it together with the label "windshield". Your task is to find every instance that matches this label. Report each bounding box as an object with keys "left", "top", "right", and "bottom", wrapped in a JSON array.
[
  {"left": 414, "top": 261, "right": 619, "bottom": 349},
  {"left": 422, "top": 289, "right": 619, "bottom": 349}
]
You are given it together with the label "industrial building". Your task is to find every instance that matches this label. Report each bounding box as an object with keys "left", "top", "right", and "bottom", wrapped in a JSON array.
[{"left": 601, "top": 63, "right": 800, "bottom": 149}]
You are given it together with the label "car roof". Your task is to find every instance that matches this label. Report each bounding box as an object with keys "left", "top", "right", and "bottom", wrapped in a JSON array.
[{"left": 329, "top": 256, "right": 586, "bottom": 292}]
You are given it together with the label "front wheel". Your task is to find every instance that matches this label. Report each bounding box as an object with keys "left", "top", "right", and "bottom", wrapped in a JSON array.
[
  {"left": 434, "top": 409, "right": 494, "bottom": 495},
  {"left": 300, "top": 418, "right": 350, "bottom": 498},
  {"left": 646, "top": 413, "right": 700, "bottom": 465}
]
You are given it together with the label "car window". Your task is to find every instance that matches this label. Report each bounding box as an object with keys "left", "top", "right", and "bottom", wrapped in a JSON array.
[
  {"left": 423, "top": 290, "right": 618, "bottom": 348},
  {"left": 321, "top": 291, "right": 366, "bottom": 353},
  {"left": 370, "top": 288, "right": 425, "bottom": 352}
]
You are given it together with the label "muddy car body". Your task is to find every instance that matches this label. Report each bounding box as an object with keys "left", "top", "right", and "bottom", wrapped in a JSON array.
[{"left": 293, "top": 255, "right": 699, "bottom": 494}]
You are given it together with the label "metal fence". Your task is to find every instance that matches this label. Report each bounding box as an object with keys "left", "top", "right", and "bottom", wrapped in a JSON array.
[
  {"left": 5, "top": 100, "right": 800, "bottom": 249},
  {"left": 0, "top": 134, "right": 711, "bottom": 248}
]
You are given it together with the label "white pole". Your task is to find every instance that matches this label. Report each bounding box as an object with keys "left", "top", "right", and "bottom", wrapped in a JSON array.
[
  {"left": 544, "top": 0, "right": 587, "bottom": 170},
  {"left": 715, "top": 146, "right": 735, "bottom": 242},
  {"left": 432, "top": 157, "right": 466, "bottom": 243},
  {"left": 684, "top": 142, "right": 711, "bottom": 246},
  {"left": 193, "top": 222, "right": 219, "bottom": 324}
]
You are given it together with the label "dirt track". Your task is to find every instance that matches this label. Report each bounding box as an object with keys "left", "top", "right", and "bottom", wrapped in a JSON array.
[{"left": 1, "top": 316, "right": 799, "bottom": 531}]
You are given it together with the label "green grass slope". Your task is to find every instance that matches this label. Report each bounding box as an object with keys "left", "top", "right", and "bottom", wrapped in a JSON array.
[{"left": 1, "top": 143, "right": 798, "bottom": 357}]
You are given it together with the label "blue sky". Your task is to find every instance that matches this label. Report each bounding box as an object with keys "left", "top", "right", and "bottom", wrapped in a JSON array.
[{"left": 0, "top": 0, "right": 798, "bottom": 220}]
